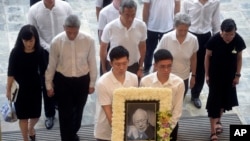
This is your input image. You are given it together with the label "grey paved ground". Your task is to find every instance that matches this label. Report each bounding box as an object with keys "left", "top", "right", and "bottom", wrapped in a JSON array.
[{"left": 0, "top": 0, "right": 250, "bottom": 134}]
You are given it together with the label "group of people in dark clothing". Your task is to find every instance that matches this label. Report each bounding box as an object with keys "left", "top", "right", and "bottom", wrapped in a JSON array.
[{"left": 5, "top": 0, "right": 246, "bottom": 141}]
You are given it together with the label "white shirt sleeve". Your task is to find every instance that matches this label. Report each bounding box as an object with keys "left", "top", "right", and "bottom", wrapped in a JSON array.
[
  {"left": 45, "top": 39, "right": 60, "bottom": 90},
  {"left": 88, "top": 38, "right": 97, "bottom": 88},
  {"left": 101, "top": 24, "right": 111, "bottom": 43},
  {"left": 211, "top": 2, "right": 221, "bottom": 34},
  {"left": 98, "top": 10, "right": 108, "bottom": 30},
  {"left": 171, "top": 81, "right": 184, "bottom": 128},
  {"left": 97, "top": 82, "right": 112, "bottom": 106}
]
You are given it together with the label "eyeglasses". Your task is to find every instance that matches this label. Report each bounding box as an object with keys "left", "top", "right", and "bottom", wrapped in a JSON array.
[
  {"left": 113, "top": 62, "right": 128, "bottom": 67},
  {"left": 134, "top": 119, "right": 147, "bottom": 124}
]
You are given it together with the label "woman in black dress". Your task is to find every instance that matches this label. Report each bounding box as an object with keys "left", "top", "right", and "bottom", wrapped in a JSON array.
[
  {"left": 204, "top": 19, "right": 246, "bottom": 141},
  {"left": 6, "top": 25, "right": 48, "bottom": 141}
]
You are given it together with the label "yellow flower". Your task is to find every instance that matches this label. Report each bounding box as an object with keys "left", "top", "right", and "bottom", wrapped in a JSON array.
[
  {"left": 158, "top": 128, "right": 166, "bottom": 137},
  {"left": 157, "top": 111, "right": 173, "bottom": 141}
]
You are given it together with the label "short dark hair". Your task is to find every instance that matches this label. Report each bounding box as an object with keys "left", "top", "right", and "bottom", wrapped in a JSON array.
[
  {"left": 109, "top": 46, "right": 129, "bottom": 62},
  {"left": 154, "top": 49, "right": 173, "bottom": 63},
  {"left": 221, "top": 18, "right": 237, "bottom": 32},
  {"left": 119, "top": 0, "right": 137, "bottom": 13}
]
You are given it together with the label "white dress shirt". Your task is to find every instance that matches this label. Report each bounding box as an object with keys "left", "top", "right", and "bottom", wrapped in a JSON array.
[
  {"left": 94, "top": 70, "right": 138, "bottom": 140},
  {"left": 140, "top": 72, "right": 185, "bottom": 128},
  {"left": 142, "top": 0, "right": 177, "bottom": 32},
  {"left": 181, "top": 0, "right": 220, "bottom": 34},
  {"left": 45, "top": 32, "right": 97, "bottom": 90},
  {"left": 101, "top": 18, "right": 147, "bottom": 66},
  {"left": 28, "top": 0, "right": 72, "bottom": 51}
]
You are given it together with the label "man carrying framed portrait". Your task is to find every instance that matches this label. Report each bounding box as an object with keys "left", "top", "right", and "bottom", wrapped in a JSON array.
[
  {"left": 140, "top": 49, "right": 185, "bottom": 141},
  {"left": 94, "top": 46, "right": 138, "bottom": 141}
]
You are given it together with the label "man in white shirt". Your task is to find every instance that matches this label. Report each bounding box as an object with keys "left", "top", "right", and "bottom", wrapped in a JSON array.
[
  {"left": 45, "top": 15, "right": 97, "bottom": 141},
  {"left": 100, "top": 0, "right": 147, "bottom": 78},
  {"left": 98, "top": 0, "right": 121, "bottom": 75},
  {"left": 140, "top": 49, "right": 185, "bottom": 141},
  {"left": 28, "top": 0, "right": 72, "bottom": 52},
  {"left": 94, "top": 46, "right": 138, "bottom": 141},
  {"left": 182, "top": 0, "right": 220, "bottom": 109},
  {"left": 142, "top": 0, "right": 180, "bottom": 75},
  {"left": 28, "top": 0, "right": 72, "bottom": 129}
]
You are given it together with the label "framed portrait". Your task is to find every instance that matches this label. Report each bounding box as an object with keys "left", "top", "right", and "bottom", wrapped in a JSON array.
[
  {"left": 125, "top": 101, "right": 159, "bottom": 141},
  {"left": 111, "top": 87, "right": 172, "bottom": 141}
]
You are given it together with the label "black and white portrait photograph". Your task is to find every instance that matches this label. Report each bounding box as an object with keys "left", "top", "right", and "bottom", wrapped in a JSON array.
[{"left": 125, "top": 101, "right": 159, "bottom": 141}]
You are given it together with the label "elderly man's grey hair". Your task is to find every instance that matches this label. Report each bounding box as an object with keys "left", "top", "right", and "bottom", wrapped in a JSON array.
[
  {"left": 174, "top": 13, "right": 191, "bottom": 27},
  {"left": 64, "top": 14, "right": 81, "bottom": 28},
  {"left": 119, "top": 0, "right": 137, "bottom": 13}
]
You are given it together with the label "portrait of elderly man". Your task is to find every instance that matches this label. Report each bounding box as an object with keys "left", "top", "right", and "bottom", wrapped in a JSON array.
[{"left": 127, "top": 108, "right": 155, "bottom": 140}]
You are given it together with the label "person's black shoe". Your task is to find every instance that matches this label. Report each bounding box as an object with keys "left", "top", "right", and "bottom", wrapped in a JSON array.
[
  {"left": 191, "top": 98, "right": 202, "bottom": 109},
  {"left": 45, "top": 117, "right": 54, "bottom": 129},
  {"left": 29, "top": 135, "right": 36, "bottom": 141}
]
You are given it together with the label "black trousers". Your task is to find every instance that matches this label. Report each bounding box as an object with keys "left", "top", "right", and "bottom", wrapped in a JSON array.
[
  {"left": 40, "top": 50, "right": 55, "bottom": 118},
  {"left": 144, "top": 30, "right": 166, "bottom": 72},
  {"left": 54, "top": 72, "right": 89, "bottom": 141},
  {"left": 42, "top": 76, "right": 56, "bottom": 118},
  {"left": 170, "top": 122, "right": 179, "bottom": 141},
  {"left": 190, "top": 32, "right": 211, "bottom": 99},
  {"left": 183, "top": 79, "right": 189, "bottom": 99}
]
